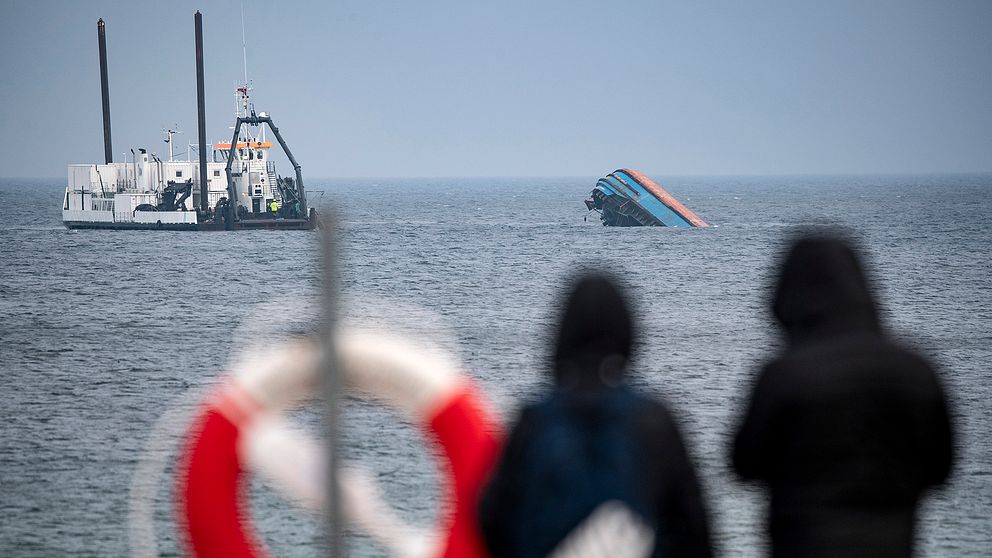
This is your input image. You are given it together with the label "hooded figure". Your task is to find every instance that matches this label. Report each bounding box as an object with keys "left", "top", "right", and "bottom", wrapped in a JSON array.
[
  {"left": 733, "top": 236, "right": 953, "bottom": 558},
  {"left": 479, "top": 274, "right": 712, "bottom": 558}
]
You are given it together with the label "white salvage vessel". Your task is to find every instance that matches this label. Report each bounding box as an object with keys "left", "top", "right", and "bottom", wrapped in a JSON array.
[{"left": 63, "top": 15, "right": 317, "bottom": 231}]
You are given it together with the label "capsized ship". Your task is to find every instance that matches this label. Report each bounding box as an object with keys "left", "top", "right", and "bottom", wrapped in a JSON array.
[
  {"left": 62, "top": 14, "right": 317, "bottom": 231},
  {"left": 585, "top": 169, "right": 708, "bottom": 228}
]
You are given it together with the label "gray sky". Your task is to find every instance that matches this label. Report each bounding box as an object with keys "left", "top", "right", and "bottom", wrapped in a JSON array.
[{"left": 1, "top": 0, "right": 990, "bottom": 178}]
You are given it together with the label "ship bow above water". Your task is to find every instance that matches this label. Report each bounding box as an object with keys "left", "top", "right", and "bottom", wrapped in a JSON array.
[{"left": 586, "top": 168, "right": 708, "bottom": 228}]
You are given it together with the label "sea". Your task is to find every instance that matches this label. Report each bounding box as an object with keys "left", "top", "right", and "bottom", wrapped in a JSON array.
[{"left": 0, "top": 175, "right": 989, "bottom": 556}]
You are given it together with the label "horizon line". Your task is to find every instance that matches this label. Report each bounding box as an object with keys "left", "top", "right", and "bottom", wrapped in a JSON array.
[{"left": 3, "top": 170, "right": 991, "bottom": 182}]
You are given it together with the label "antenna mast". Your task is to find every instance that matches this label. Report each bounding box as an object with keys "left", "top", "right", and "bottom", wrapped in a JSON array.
[
  {"left": 240, "top": 1, "right": 248, "bottom": 85},
  {"left": 163, "top": 126, "right": 181, "bottom": 161},
  {"left": 236, "top": 0, "right": 257, "bottom": 142}
]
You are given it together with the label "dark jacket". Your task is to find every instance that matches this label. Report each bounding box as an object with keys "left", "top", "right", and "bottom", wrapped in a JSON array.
[
  {"left": 479, "top": 275, "right": 712, "bottom": 558},
  {"left": 733, "top": 237, "right": 953, "bottom": 558}
]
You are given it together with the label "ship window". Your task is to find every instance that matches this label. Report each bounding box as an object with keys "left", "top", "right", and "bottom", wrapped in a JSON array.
[
  {"left": 175, "top": 171, "right": 183, "bottom": 178},
  {"left": 213, "top": 170, "right": 221, "bottom": 177},
  {"left": 257, "top": 150, "right": 263, "bottom": 159},
  {"left": 249, "top": 150, "right": 254, "bottom": 160}
]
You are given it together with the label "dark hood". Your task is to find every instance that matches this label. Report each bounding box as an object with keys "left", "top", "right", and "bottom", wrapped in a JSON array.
[
  {"left": 773, "top": 236, "right": 881, "bottom": 344},
  {"left": 553, "top": 273, "right": 633, "bottom": 387}
]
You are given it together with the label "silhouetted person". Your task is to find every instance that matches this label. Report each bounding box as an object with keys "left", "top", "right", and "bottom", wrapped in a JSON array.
[
  {"left": 480, "top": 274, "right": 712, "bottom": 558},
  {"left": 733, "top": 236, "right": 953, "bottom": 557}
]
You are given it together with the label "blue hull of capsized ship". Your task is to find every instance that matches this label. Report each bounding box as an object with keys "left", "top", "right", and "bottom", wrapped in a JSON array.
[{"left": 585, "top": 169, "right": 709, "bottom": 228}]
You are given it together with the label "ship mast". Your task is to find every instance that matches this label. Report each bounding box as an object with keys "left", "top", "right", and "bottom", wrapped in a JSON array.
[
  {"left": 241, "top": 0, "right": 249, "bottom": 86},
  {"left": 163, "top": 126, "right": 180, "bottom": 161},
  {"left": 235, "top": 0, "right": 259, "bottom": 144}
]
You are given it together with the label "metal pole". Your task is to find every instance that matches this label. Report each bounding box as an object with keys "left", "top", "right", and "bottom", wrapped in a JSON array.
[
  {"left": 194, "top": 11, "right": 209, "bottom": 213},
  {"left": 319, "top": 217, "right": 342, "bottom": 557},
  {"left": 224, "top": 119, "right": 243, "bottom": 228},
  {"left": 97, "top": 19, "right": 113, "bottom": 164}
]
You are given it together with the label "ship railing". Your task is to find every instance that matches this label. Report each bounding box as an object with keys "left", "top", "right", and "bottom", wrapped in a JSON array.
[{"left": 91, "top": 197, "right": 115, "bottom": 212}]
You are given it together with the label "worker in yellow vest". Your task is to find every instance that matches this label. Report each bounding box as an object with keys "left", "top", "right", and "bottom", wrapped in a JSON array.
[{"left": 269, "top": 200, "right": 279, "bottom": 214}]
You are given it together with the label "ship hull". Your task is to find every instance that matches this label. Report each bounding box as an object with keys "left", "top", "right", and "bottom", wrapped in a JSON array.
[
  {"left": 64, "top": 220, "right": 200, "bottom": 231},
  {"left": 586, "top": 169, "right": 709, "bottom": 228},
  {"left": 64, "top": 216, "right": 317, "bottom": 231}
]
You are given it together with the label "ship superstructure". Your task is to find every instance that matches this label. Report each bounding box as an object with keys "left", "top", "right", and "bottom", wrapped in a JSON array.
[{"left": 62, "top": 14, "right": 316, "bottom": 231}]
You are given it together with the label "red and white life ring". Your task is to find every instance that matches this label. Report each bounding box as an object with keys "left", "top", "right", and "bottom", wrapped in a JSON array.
[{"left": 175, "top": 330, "right": 502, "bottom": 558}]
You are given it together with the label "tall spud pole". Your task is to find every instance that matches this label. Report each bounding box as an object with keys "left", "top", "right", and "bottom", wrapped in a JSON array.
[
  {"left": 194, "top": 11, "right": 209, "bottom": 213},
  {"left": 320, "top": 217, "right": 343, "bottom": 556},
  {"left": 97, "top": 19, "right": 113, "bottom": 164}
]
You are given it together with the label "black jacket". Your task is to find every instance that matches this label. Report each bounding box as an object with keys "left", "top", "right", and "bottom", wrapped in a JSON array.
[
  {"left": 733, "top": 237, "right": 953, "bottom": 558},
  {"left": 479, "top": 274, "right": 712, "bottom": 558}
]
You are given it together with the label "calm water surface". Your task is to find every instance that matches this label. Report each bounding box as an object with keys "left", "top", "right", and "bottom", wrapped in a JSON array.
[{"left": 0, "top": 175, "right": 989, "bottom": 556}]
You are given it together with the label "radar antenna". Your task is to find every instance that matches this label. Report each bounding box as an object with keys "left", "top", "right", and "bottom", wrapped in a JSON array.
[{"left": 163, "top": 125, "right": 181, "bottom": 162}]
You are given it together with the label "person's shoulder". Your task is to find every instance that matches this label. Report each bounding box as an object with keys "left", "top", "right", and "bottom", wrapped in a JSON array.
[
  {"left": 746, "top": 356, "right": 791, "bottom": 393},
  {"left": 879, "top": 338, "right": 945, "bottom": 388},
  {"left": 878, "top": 336, "right": 936, "bottom": 365},
  {"left": 819, "top": 331, "right": 939, "bottom": 377},
  {"left": 519, "top": 391, "right": 568, "bottom": 420},
  {"left": 627, "top": 389, "right": 672, "bottom": 415},
  {"left": 618, "top": 387, "right": 682, "bottom": 431}
]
